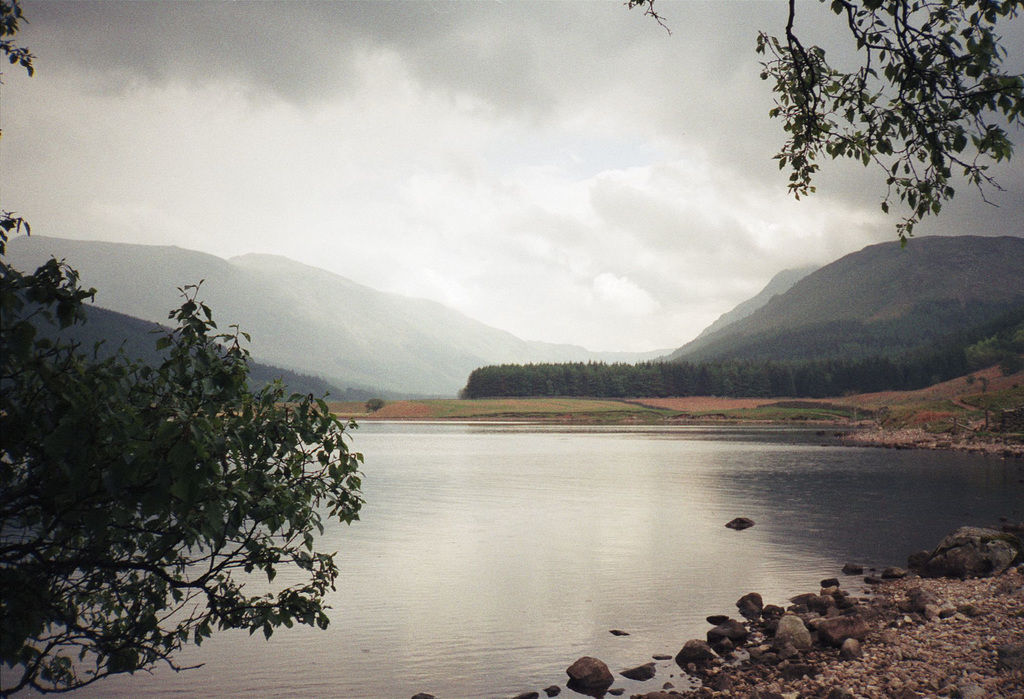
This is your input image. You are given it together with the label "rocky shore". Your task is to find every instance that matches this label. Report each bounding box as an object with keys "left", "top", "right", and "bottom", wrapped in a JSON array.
[
  {"left": 620, "top": 527, "right": 1024, "bottom": 699},
  {"left": 632, "top": 566, "right": 1024, "bottom": 699},
  {"left": 412, "top": 527, "right": 1023, "bottom": 699},
  {"left": 840, "top": 428, "right": 1024, "bottom": 458}
]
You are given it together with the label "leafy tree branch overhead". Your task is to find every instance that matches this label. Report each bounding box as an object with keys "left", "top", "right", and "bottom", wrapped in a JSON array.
[
  {"left": 2, "top": 1, "right": 363, "bottom": 694},
  {"left": 634, "top": 0, "right": 1024, "bottom": 241}
]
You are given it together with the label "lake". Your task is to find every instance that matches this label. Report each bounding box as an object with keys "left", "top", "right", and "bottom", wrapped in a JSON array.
[{"left": 73, "top": 423, "right": 1023, "bottom": 698}]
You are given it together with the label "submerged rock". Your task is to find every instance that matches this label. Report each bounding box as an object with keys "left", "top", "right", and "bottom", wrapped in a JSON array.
[
  {"left": 619, "top": 662, "right": 656, "bottom": 681},
  {"left": 725, "top": 517, "right": 755, "bottom": 530}
]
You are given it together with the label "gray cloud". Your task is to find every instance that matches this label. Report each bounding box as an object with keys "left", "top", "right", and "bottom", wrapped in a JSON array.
[{"left": 5, "top": 0, "right": 1021, "bottom": 352}]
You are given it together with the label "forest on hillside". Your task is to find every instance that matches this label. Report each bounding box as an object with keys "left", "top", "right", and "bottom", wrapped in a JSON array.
[{"left": 462, "top": 310, "right": 1024, "bottom": 400}]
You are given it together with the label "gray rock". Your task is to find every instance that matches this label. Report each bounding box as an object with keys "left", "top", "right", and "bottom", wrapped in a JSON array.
[
  {"left": 839, "top": 638, "right": 863, "bottom": 660},
  {"left": 675, "top": 639, "right": 716, "bottom": 665},
  {"left": 820, "top": 577, "right": 840, "bottom": 588},
  {"left": 511, "top": 693, "right": 539, "bottom": 699},
  {"left": 780, "top": 662, "right": 819, "bottom": 680},
  {"left": 411, "top": 694, "right": 436, "bottom": 699},
  {"left": 841, "top": 563, "right": 863, "bottom": 575},
  {"left": 543, "top": 687, "right": 561, "bottom": 698},
  {"left": 619, "top": 662, "right": 656, "bottom": 681},
  {"left": 609, "top": 629, "right": 630, "bottom": 636},
  {"left": 816, "top": 615, "right": 870, "bottom": 647},
  {"left": 566, "top": 657, "right": 613, "bottom": 690},
  {"left": 902, "top": 586, "right": 940, "bottom": 613},
  {"left": 958, "top": 683, "right": 986, "bottom": 699},
  {"left": 907, "top": 549, "right": 931, "bottom": 568},
  {"left": 707, "top": 618, "right": 749, "bottom": 645},
  {"left": 997, "top": 643, "right": 1024, "bottom": 670},
  {"left": 808, "top": 593, "right": 837, "bottom": 615},
  {"left": 725, "top": 517, "right": 755, "bottom": 530},
  {"left": 736, "top": 592, "right": 764, "bottom": 620},
  {"left": 826, "top": 690, "right": 856, "bottom": 699},
  {"left": 607, "top": 690, "right": 624, "bottom": 697},
  {"left": 881, "top": 566, "right": 908, "bottom": 579},
  {"left": 920, "top": 526, "right": 1023, "bottom": 579},
  {"left": 773, "top": 614, "right": 812, "bottom": 651},
  {"left": 748, "top": 690, "right": 785, "bottom": 699}
]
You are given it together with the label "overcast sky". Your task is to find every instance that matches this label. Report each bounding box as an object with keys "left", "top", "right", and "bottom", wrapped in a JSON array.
[{"left": 3, "top": 1, "right": 1022, "bottom": 352}]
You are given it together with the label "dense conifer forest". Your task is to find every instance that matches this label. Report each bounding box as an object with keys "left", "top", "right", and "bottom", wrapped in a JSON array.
[{"left": 462, "top": 309, "right": 1024, "bottom": 399}]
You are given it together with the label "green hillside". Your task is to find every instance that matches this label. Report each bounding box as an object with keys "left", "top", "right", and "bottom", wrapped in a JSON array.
[{"left": 669, "top": 236, "right": 1024, "bottom": 362}]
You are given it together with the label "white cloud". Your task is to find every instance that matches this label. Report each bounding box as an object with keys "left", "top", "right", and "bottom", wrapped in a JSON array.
[{"left": 3, "top": 1, "right": 1019, "bottom": 353}]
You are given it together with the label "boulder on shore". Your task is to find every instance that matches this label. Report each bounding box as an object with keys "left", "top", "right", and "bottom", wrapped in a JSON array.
[
  {"left": 706, "top": 618, "right": 749, "bottom": 645},
  {"left": 566, "top": 657, "right": 613, "bottom": 691},
  {"left": 774, "top": 614, "right": 812, "bottom": 651},
  {"left": 675, "top": 639, "right": 716, "bottom": 665},
  {"left": 919, "top": 527, "right": 1022, "bottom": 579},
  {"left": 815, "top": 615, "right": 870, "bottom": 647},
  {"left": 736, "top": 592, "right": 764, "bottom": 620}
]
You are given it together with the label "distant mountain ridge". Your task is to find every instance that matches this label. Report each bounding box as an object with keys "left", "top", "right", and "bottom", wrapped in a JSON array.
[
  {"left": 683, "top": 265, "right": 818, "bottom": 355},
  {"left": 668, "top": 235, "right": 1024, "bottom": 362},
  {"left": 6, "top": 236, "right": 668, "bottom": 396},
  {"left": 42, "top": 305, "right": 351, "bottom": 398}
]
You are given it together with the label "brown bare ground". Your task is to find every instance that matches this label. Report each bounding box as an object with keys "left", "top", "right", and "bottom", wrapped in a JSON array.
[
  {"left": 367, "top": 400, "right": 434, "bottom": 419},
  {"left": 841, "top": 366, "right": 1024, "bottom": 408}
]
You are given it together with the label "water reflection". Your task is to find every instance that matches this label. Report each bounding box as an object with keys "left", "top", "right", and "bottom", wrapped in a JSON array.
[{"left": 70, "top": 423, "right": 1023, "bottom": 699}]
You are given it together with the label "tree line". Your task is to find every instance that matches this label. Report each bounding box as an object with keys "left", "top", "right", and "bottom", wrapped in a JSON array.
[
  {"left": 463, "top": 307, "right": 1024, "bottom": 400},
  {"left": 461, "top": 353, "right": 967, "bottom": 400}
]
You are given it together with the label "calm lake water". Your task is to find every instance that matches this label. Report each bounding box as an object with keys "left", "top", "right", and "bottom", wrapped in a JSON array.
[{"left": 73, "top": 423, "right": 1023, "bottom": 699}]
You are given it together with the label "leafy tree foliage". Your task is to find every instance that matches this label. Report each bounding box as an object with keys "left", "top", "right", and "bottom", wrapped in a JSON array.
[
  {"left": 633, "top": 0, "right": 1024, "bottom": 240},
  {"left": 0, "top": 234, "right": 364, "bottom": 694}
]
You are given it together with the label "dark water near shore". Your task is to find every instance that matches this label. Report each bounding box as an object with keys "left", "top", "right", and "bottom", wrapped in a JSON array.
[{"left": 72, "top": 423, "right": 1023, "bottom": 699}]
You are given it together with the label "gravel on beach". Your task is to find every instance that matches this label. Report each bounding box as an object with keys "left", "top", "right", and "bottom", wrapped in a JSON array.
[{"left": 632, "top": 568, "right": 1024, "bottom": 699}]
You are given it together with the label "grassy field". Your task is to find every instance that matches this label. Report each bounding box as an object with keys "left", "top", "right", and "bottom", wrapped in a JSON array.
[
  {"left": 326, "top": 366, "right": 1023, "bottom": 433},
  {"left": 329, "top": 396, "right": 866, "bottom": 423}
]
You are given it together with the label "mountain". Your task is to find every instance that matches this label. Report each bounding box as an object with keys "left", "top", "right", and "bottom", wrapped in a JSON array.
[
  {"left": 38, "top": 304, "right": 353, "bottom": 398},
  {"left": 683, "top": 265, "right": 818, "bottom": 355},
  {"left": 668, "top": 235, "right": 1024, "bottom": 362},
  {"left": 6, "top": 236, "right": 668, "bottom": 396}
]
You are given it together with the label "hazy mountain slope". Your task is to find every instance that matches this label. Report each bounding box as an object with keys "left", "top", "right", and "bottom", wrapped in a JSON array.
[
  {"left": 681, "top": 265, "right": 818, "bottom": 357},
  {"left": 39, "top": 305, "right": 351, "bottom": 397},
  {"left": 6, "top": 236, "right": 666, "bottom": 396},
  {"left": 669, "top": 235, "right": 1024, "bottom": 362}
]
